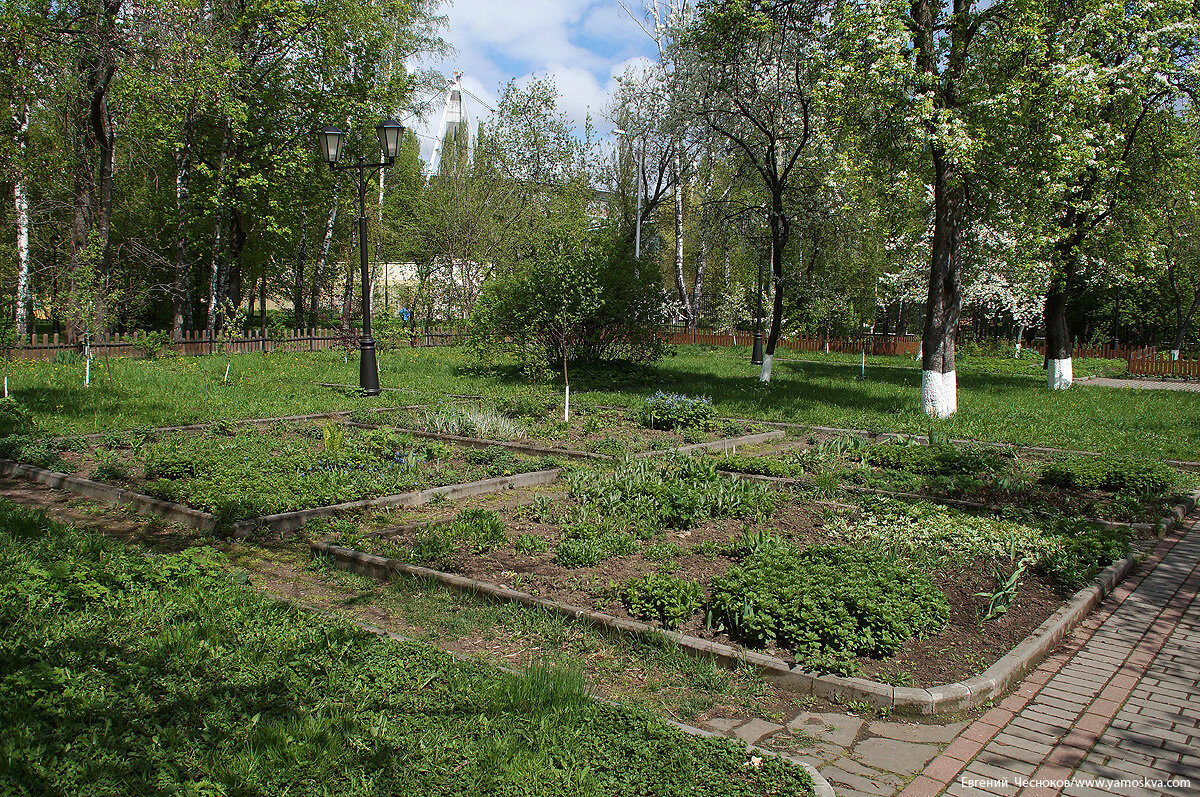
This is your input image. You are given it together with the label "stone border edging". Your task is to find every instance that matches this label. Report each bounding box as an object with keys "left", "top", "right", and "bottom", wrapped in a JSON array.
[
  {"left": 0, "top": 457, "right": 561, "bottom": 538},
  {"left": 0, "top": 458, "right": 218, "bottom": 531},
  {"left": 720, "top": 470, "right": 1170, "bottom": 535},
  {"left": 719, "top": 418, "right": 1200, "bottom": 471},
  {"left": 311, "top": 487, "right": 1200, "bottom": 716},
  {"left": 235, "top": 468, "right": 562, "bottom": 535},
  {"left": 56, "top": 404, "right": 434, "bottom": 443}
]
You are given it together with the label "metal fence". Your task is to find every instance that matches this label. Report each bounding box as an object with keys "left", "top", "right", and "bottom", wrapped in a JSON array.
[{"left": 10, "top": 327, "right": 468, "bottom": 361}]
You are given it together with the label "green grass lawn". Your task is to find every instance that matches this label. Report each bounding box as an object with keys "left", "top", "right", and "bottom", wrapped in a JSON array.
[
  {"left": 0, "top": 499, "right": 814, "bottom": 796},
  {"left": 5, "top": 343, "right": 1195, "bottom": 459}
]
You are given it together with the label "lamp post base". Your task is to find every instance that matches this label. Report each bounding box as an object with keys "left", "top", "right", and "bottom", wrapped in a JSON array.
[
  {"left": 751, "top": 332, "right": 764, "bottom": 365},
  {"left": 359, "top": 337, "right": 381, "bottom": 396}
]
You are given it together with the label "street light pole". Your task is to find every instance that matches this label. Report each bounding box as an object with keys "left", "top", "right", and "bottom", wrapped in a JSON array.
[{"left": 318, "top": 120, "right": 403, "bottom": 397}]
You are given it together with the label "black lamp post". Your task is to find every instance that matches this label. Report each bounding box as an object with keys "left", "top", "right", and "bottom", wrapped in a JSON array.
[{"left": 318, "top": 119, "right": 403, "bottom": 396}]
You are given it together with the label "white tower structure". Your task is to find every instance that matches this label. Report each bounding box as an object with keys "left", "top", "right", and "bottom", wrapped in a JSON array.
[{"left": 428, "top": 71, "right": 469, "bottom": 176}]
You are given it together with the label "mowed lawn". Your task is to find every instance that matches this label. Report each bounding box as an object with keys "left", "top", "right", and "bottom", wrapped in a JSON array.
[{"left": 5, "top": 343, "right": 1196, "bottom": 460}]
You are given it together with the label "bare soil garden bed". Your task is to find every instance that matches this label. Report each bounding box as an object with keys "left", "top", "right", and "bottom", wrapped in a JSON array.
[
  {"left": 319, "top": 459, "right": 1134, "bottom": 689},
  {"left": 6, "top": 419, "right": 562, "bottom": 523},
  {"left": 374, "top": 400, "right": 773, "bottom": 457}
]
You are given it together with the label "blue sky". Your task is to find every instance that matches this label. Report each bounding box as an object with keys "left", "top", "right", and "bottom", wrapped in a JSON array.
[{"left": 411, "top": 1, "right": 659, "bottom": 160}]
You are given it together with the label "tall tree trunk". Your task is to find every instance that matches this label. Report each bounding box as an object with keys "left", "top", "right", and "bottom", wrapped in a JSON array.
[
  {"left": 207, "top": 118, "right": 232, "bottom": 332},
  {"left": 293, "top": 211, "right": 308, "bottom": 326},
  {"left": 310, "top": 191, "right": 338, "bottom": 328},
  {"left": 1043, "top": 280, "right": 1071, "bottom": 388},
  {"left": 920, "top": 149, "right": 964, "bottom": 418},
  {"left": 173, "top": 137, "right": 192, "bottom": 337},
  {"left": 760, "top": 202, "right": 789, "bottom": 382},
  {"left": 672, "top": 147, "right": 692, "bottom": 325},
  {"left": 1171, "top": 288, "right": 1200, "bottom": 359},
  {"left": 13, "top": 102, "right": 31, "bottom": 335}
]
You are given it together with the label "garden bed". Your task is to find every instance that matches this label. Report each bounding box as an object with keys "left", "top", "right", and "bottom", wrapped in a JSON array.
[
  {"left": 0, "top": 419, "right": 564, "bottom": 527},
  {"left": 705, "top": 435, "right": 1195, "bottom": 525},
  {"left": 314, "top": 455, "right": 1147, "bottom": 696},
  {"left": 372, "top": 394, "right": 777, "bottom": 457}
]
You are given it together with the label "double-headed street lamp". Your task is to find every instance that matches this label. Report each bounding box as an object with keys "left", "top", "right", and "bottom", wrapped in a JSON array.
[{"left": 318, "top": 119, "right": 404, "bottom": 396}]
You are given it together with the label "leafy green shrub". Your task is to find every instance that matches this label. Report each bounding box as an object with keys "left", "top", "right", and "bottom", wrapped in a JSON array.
[
  {"left": 623, "top": 573, "right": 703, "bottom": 628},
  {"left": 91, "top": 450, "right": 132, "bottom": 483},
  {"left": 1041, "top": 524, "right": 1132, "bottom": 589},
  {"left": 404, "top": 528, "right": 458, "bottom": 570},
  {"left": 643, "top": 540, "right": 684, "bottom": 561},
  {"left": 642, "top": 392, "right": 715, "bottom": 431},
  {"left": 565, "top": 456, "right": 775, "bottom": 531},
  {"left": 554, "top": 521, "right": 638, "bottom": 568},
  {"left": 0, "top": 435, "right": 64, "bottom": 470},
  {"left": 421, "top": 404, "right": 526, "bottom": 441},
  {"left": 709, "top": 544, "right": 949, "bottom": 664},
  {"left": 0, "top": 398, "right": 33, "bottom": 436},
  {"left": 1041, "top": 455, "right": 1176, "bottom": 496},
  {"left": 448, "top": 509, "right": 507, "bottom": 553},
  {"left": 514, "top": 533, "right": 548, "bottom": 554},
  {"left": 710, "top": 454, "right": 802, "bottom": 479},
  {"left": 863, "top": 442, "right": 1002, "bottom": 477}
]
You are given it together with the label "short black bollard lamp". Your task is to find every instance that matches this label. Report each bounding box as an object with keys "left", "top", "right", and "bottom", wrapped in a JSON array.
[{"left": 318, "top": 119, "right": 404, "bottom": 396}]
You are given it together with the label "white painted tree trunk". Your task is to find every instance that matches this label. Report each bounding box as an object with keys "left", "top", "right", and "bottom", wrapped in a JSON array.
[
  {"left": 13, "top": 104, "right": 30, "bottom": 334},
  {"left": 1048, "top": 358, "right": 1073, "bottom": 390},
  {"left": 1014, "top": 324, "right": 1024, "bottom": 358},
  {"left": 921, "top": 370, "right": 956, "bottom": 418},
  {"left": 1171, "top": 349, "right": 1180, "bottom": 361},
  {"left": 759, "top": 354, "right": 773, "bottom": 382}
]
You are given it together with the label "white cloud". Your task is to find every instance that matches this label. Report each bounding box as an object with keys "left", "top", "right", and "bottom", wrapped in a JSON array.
[{"left": 409, "top": 0, "right": 659, "bottom": 162}]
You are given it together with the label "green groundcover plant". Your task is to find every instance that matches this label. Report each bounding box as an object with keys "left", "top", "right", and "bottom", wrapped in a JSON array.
[
  {"left": 708, "top": 543, "right": 949, "bottom": 672},
  {"left": 0, "top": 499, "right": 813, "bottom": 797}
]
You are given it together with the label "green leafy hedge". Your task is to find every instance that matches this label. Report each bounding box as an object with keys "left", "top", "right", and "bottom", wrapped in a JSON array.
[
  {"left": 709, "top": 543, "right": 949, "bottom": 665},
  {"left": 1040, "top": 455, "right": 1177, "bottom": 496},
  {"left": 622, "top": 573, "right": 703, "bottom": 628},
  {"left": 862, "top": 442, "right": 1003, "bottom": 477}
]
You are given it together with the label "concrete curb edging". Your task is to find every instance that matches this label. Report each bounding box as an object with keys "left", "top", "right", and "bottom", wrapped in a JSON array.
[
  {"left": 720, "top": 470, "right": 1173, "bottom": 535},
  {"left": 0, "top": 458, "right": 561, "bottom": 537},
  {"left": 719, "top": 418, "right": 1200, "bottom": 471},
  {"left": 234, "top": 468, "right": 562, "bottom": 535},
  {"left": 0, "top": 458, "right": 218, "bottom": 531},
  {"left": 312, "top": 488, "right": 1200, "bottom": 716}
]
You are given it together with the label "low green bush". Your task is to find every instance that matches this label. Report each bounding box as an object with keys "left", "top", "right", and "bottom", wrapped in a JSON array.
[
  {"left": 709, "top": 543, "right": 949, "bottom": 666},
  {"left": 862, "top": 442, "right": 1002, "bottom": 477},
  {"left": 1041, "top": 523, "right": 1132, "bottom": 589},
  {"left": 448, "top": 509, "right": 507, "bottom": 553},
  {"left": 642, "top": 392, "right": 715, "bottom": 431},
  {"left": 565, "top": 456, "right": 775, "bottom": 531},
  {"left": 554, "top": 521, "right": 638, "bottom": 568},
  {"left": 0, "top": 397, "right": 33, "bottom": 436},
  {"left": 1040, "top": 455, "right": 1177, "bottom": 496},
  {"left": 709, "top": 454, "right": 802, "bottom": 480},
  {"left": 623, "top": 573, "right": 703, "bottom": 628}
]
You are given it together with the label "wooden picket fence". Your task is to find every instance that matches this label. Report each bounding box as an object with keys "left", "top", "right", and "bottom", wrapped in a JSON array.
[
  {"left": 1029, "top": 341, "right": 1155, "bottom": 361},
  {"left": 664, "top": 326, "right": 922, "bottom": 356},
  {"left": 11, "top": 327, "right": 467, "bottom": 361},
  {"left": 1128, "top": 350, "right": 1200, "bottom": 378}
]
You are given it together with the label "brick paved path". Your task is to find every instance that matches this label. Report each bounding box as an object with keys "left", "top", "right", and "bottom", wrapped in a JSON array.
[
  {"left": 899, "top": 517, "right": 1200, "bottom": 797},
  {"left": 1079, "top": 377, "right": 1200, "bottom": 392}
]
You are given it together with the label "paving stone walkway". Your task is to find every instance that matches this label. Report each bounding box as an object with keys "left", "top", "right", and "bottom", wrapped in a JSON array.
[
  {"left": 1078, "top": 377, "right": 1200, "bottom": 392},
  {"left": 699, "top": 515, "right": 1200, "bottom": 797}
]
